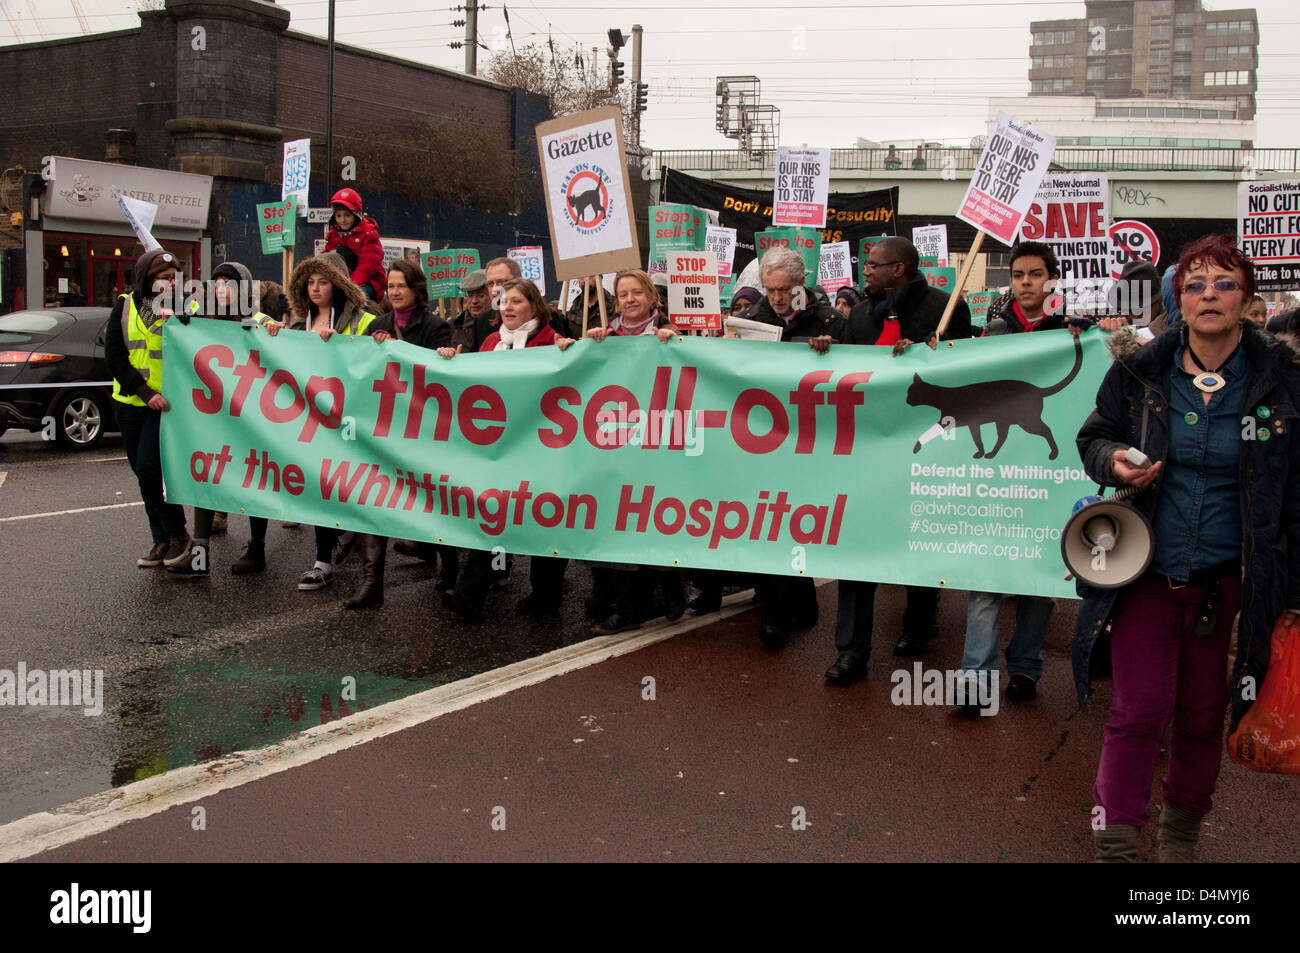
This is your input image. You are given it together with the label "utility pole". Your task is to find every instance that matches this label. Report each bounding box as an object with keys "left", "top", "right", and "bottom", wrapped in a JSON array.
[
  {"left": 631, "top": 23, "right": 643, "bottom": 150},
  {"left": 325, "top": 0, "right": 335, "bottom": 202},
  {"left": 464, "top": 0, "right": 478, "bottom": 76}
]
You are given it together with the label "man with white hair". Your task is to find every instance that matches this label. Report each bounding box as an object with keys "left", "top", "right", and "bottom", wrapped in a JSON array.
[{"left": 739, "top": 246, "right": 847, "bottom": 648}]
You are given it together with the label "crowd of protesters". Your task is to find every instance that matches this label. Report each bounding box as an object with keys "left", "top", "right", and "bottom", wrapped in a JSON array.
[{"left": 105, "top": 183, "right": 1300, "bottom": 862}]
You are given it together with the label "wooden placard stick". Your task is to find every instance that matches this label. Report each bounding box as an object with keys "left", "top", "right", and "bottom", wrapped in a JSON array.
[
  {"left": 933, "top": 231, "right": 985, "bottom": 341},
  {"left": 439, "top": 298, "right": 447, "bottom": 322},
  {"left": 582, "top": 280, "right": 591, "bottom": 336},
  {"left": 596, "top": 281, "right": 609, "bottom": 329}
]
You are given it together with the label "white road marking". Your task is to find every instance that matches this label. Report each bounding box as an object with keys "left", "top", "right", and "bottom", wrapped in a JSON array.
[
  {"left": 0, "top": 501, "right": 144, "bottom": 523},
  {"left": 86, "top": 455, "right": 128, "bottom": 463},
  {"left": 0, "top": 472, "right": 6, "bottom": 490},
  {"left": 0, "top": 582, "right": 830, "bottom": 862}
]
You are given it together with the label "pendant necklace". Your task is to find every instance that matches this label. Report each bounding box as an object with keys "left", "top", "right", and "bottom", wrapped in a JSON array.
[{"left": 1186, "top": 334, "right": 1239, "bottom": 393}]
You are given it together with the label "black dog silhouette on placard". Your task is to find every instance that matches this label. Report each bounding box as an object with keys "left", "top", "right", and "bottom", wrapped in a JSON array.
[
  {"left": 907, "top": 333, "right": 1082, "bottom": 460},
  {"left": 568, "top": 183, "right": 605, "bottom": 223}
]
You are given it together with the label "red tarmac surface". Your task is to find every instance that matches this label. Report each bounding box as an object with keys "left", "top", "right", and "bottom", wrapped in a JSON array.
[{"left": 27, "top": 586, "right": 1300, "bottom": 862}]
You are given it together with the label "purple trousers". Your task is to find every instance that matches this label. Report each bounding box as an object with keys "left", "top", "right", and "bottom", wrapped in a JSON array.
[{"left": 1092, "top": 570, "right": 1241, "bottom": 828}]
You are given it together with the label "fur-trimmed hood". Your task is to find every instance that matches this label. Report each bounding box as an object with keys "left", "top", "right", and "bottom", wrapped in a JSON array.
[{"left": 287, "top": 254, "right": 368, "bottom": 332}]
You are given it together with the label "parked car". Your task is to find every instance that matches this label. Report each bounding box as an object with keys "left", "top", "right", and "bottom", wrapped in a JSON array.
[{"left": 0, "top": 307, "right": 118, "bottom": 449}]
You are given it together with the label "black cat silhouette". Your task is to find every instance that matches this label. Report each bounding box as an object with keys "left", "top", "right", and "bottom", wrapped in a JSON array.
[
  {"left": 568, "top": 183, "right": 605, "bottom": 223},
  {"left": 907, "top": 333, "right": 1082, "bottom": 460}
]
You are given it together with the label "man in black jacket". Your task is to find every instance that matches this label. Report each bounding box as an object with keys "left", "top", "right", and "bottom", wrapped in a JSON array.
[
  {"left": 825, "top": 237, "right": 972, "bottom": 685},
  {"left": 741, "top": 246, "right": 846, "bottom": 649},
  {"left": 844, "top": 236, "right": 972, "bottom": 347}
]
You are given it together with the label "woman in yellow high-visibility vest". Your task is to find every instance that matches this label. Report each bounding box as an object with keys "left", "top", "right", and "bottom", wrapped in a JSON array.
[{"left": 105, "top": 248, "right": 191, "bottom": 568}]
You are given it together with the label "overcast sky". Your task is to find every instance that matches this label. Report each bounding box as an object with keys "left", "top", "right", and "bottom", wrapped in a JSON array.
[{"left": 11, "top": 1, "right": 1300, "bottom": 149}]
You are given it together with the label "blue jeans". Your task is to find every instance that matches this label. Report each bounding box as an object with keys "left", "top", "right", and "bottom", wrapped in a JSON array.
[
  {"left": 960, "top": 591, "right": 1054, "bottom": 679},
  {"left": 116, "top": 401, "right": 187, "bottom": 544}
]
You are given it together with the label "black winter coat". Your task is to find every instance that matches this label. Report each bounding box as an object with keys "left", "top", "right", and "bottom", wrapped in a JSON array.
[
  {"left": 1072, "top": 321, "right": 1300, "bottom": 729},
  {"left": 369, "top": 304, "right": 453, "bottom": 350},
  {"left": 742, "top": 286, "right": 847, "bottom": 342},
  {"left": 845, "top": 273, "right": 972, "bottom": 345}
]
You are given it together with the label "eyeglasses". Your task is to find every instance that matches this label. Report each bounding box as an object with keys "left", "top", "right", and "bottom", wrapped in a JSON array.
[
  {"left": 1181, "top": 279, "right": 1242, "bottom": 297},
  {"left": 864, "top": 260, "right": 901, "bottom": 270}
]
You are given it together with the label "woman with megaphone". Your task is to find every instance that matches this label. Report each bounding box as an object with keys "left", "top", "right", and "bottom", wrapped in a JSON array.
[{"left": 1074, "top": 234, "right": 1300, "bottom": 862}]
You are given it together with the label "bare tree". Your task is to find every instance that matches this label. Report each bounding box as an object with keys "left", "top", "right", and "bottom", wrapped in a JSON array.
[{"left": 485, "top": 41, "right": 633, "bottom": 141}]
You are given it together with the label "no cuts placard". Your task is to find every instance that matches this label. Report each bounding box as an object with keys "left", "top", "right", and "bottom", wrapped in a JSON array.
[
  {"left": 957, "top": 113, "right": 1056, "bottom": 246},
  {"left": 773, "top": 146, "right": 831, "bottom": 228},
  {"left": 1239, "top": 179, "right": 1300, "bottom": 292},
  {"left": 536, "top": 106, "right": 641, "bottom": 280}
]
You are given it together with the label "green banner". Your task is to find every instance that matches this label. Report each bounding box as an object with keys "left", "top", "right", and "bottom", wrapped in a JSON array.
[
  {"left": 161, "top": 321, "right": 1112, "bottom": 598},
  {"left": 422, "top": 248, "right": 480, "bottom": 298},
  {"left": 969, "top": 290, "right": 995, "bottom": 328},
  {"left": 649, "top": 204, "right": 706, "bottom": 267},
  {"left": 857, "top": 235, "right": 890, "bottom": 288},
  {"left": 256, "top": 196, "right": 297, "bottom": 255},
  {"left": 756, "top": 227, "right": 821, "bottom": 285}
]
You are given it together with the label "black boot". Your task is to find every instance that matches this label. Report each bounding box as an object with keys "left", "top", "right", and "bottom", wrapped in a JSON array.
[
  {"left": 344, "top": 534, "right": 386, "bottom": 610},
  {"left": 231, "top": 541, "right": 266, "bottom": 575},
  {"left": 659, "top": 569, "right": 686, "bottom": 621}
]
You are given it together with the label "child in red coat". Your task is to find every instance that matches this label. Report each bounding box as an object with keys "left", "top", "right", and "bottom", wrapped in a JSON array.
[{"left": 324, "top": 188, "right": 386, "bottom": 301}]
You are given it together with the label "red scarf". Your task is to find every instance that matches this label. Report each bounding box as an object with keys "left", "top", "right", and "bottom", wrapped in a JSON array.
[{"left": 875, "top": 316, "right": 902, "bottom": 347}]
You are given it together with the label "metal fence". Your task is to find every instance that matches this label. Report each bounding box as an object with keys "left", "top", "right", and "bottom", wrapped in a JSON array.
[{"left": 654, "top": 147, "right": 1300, "bottom": 175}]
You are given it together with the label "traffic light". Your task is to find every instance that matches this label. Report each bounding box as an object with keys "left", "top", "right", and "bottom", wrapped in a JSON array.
[
  {"left": 610, "top": 54, "right": 625, "bottom": 86},
  {"left": 637, "top": 82, "right": 649, "bottom": 112}
]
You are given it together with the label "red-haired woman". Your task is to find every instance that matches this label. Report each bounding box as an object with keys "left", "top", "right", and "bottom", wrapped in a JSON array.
[{"left": 1075, "top": 234, "right": 1300, "bottom": 861}]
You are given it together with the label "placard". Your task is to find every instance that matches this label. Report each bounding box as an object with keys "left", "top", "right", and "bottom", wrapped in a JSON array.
[
  {"left": 912, "top": 225, "right": 948, "bottom": 267},
  {"left": 969, "top": 290, "right": 995, "bottom": 328},
  {"left": 536, "top": 106, "right": 640, "bottom": 281},
  {"left": 422, "top": 248, "right": 480, "bottom": 298},
  {"left": 705, "top": 225, "right": 737, "bottom": 278},
  {"left": 380, "top": 239, "right": 431, "bottom": 273},
  {"left": 1109, "top": 219, "right": 1161, "bottom": 280},
  {"left": 919, "top": 266, "right": 958, "bottom": 296},
  {"left": 668, "top": 251, "right": 722, "bottom": 331},
  {"left": 773, "top": 146, "right": 830, "bottom": 228},
  {"left": 1019, "top": 172, "right": 1110, "bottom": 312},
  {"left": 957, "top": 112, "right": 1056, "bottom": 245},
  {"left": 1239, "top": 179, "right": 1300, "bottom": 292},
  {"left": 817, "top": 241, "right": 853, "bottom": 294},
  {"left": 756, "top": 227, "right": 822, "bottom": 286},
  {"left": 282, "top": 139, "right": 311, "bottom": 219},
  {"left": 508, "top": 246, "right": 547, "bottom": 297},
  {"left": 256, "top": 197, "right": 297, "bottom": 255}
]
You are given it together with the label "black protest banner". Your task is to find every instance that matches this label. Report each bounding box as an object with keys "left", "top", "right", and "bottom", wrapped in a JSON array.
[{"left": 662, "top": 168, "right": 898, "bottom": 280}]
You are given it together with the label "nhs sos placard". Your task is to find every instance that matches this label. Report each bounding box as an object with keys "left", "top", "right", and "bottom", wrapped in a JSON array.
[{"left": 1109, "top": 219, "right": 1161, "bottom": 279}]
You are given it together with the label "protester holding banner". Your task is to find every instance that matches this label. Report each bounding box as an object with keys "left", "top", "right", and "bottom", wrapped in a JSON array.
[
  {"left": 167, "top": 260, "right": 274, "bottom": 580},
  {"left": 956, "top": 241, "right": 1089, "bottom": 708},
  {"left": 584, "top": 269, "right": 673, "bottom": 339},
  {"left": 106, "top": 248, "right": 192, "bottom": 569},
  {"left": 268, "top": 254, "right": 377, "bottom": 591},
  {"left": 844, "top": 237, "right": 971, "bottom": 349},
  {"left": 336, "top": 259, "right": 457, "bottom": 609},
  {"left": 1074, "top": 234, "right": 1300, "bottom": 862},
  {"left": 822, "top": 237, "right": 967, "bottom": 683},
  {"left": 834, "top": 287, "right": 859, "bottom": 318},
  {"left": 438, "top": 278, "right": 567, "bottom": 619},
  {"left": 736, "top": 247, "right": 844, "bottom": 648},
  {"left": 325, "top": 188, "right": 386, "bottom": 301}
]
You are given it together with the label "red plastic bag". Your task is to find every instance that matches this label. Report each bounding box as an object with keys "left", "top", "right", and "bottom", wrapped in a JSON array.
[{"left": 1227, "top": 615, "right": 1300, "bottom": 774}]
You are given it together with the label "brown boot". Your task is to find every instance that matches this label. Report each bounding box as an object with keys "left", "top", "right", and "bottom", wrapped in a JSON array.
[
  {"left": 344, "top": 534, "right": 386, "bottom": 610},
  {"left": 1093, "top": 824, "right": 1141, "bottom": 862},
  {"left": 1156, "top": 804, "right": 1203, "bottom": 863}
]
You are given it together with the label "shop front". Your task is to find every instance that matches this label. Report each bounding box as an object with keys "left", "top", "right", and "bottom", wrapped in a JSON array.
[{"left": 26, "top": 157, "right": 212, "bottom": 309}]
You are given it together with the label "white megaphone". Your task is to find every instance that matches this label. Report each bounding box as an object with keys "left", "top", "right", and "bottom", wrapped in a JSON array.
[{"left": 1061, "top": 487, "right": 1154, "bottom": 588}]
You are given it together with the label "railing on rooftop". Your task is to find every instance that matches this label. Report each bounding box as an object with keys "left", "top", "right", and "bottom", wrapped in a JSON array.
[{"left": 654, "top": 147, "right": 1300, "bottom": 175}]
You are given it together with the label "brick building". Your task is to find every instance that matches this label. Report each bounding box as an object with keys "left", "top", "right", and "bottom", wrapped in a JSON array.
[{"left": 0, "top": 0, "right": 554, "bottom": 311}]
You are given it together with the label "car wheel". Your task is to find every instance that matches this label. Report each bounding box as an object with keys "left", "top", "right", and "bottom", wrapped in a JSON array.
[{"left": 53, "top": 390, "right": 106, "bottom": 450}]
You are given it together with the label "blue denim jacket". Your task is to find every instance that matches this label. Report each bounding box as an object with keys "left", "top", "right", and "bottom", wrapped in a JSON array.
[{"left": 1150, "top": 345, "right": 1246, "bottom": 580}]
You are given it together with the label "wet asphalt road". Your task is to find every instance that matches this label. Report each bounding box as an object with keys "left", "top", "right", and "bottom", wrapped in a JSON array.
[{"left": 0, "top": 430, "right": 613, "bottom": 825}]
